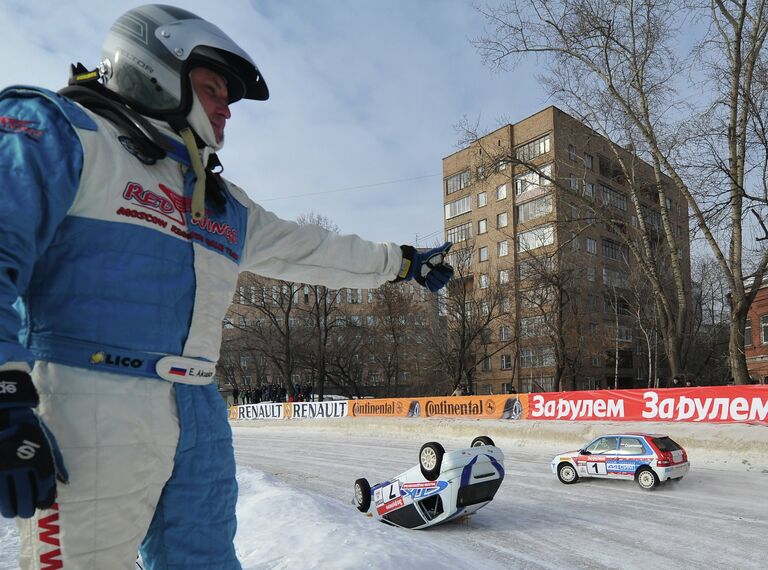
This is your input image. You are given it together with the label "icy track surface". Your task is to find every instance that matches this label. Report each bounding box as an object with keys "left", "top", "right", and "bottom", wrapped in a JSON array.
[{"left": 1, "top": 418, "right": 767, "bottom": 569}]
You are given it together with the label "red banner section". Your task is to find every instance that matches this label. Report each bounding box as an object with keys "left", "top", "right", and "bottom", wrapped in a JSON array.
[
  {"left": 527, "top": 386, "right": 768, "bottom": 425},
  {"left": 229, "top": 386, "right": 768, "bottom": 425}
]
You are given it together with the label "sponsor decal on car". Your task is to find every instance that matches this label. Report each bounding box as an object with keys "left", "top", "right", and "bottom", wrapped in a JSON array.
[
  {"left": 402, "top": 481, "right": 438, "bottom": 489},
  {"left": 376, "top": 496, "right": 405, "bottom": 515},
  {"left": 404, "top": 480, "right": 448, "bottom": 500}
]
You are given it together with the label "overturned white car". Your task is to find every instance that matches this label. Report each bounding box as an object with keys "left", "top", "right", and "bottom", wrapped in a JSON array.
[{"left": 353, "top": 436, "right": 505, "bottom": 529}]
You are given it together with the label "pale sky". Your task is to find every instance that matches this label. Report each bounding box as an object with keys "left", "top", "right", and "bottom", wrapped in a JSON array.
[{"left": 0, "top": 0, "right": 548, "bottom": 246}]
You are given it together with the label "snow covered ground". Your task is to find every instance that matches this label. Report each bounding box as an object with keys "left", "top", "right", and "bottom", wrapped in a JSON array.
[{"left": 1, "top": 418, "right": 767, "bottom": 569}]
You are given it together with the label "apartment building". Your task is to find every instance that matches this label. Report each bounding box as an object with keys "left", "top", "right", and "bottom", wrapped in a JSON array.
[{"left": 442, "top": 107, "right": 691, "bottom": 395}]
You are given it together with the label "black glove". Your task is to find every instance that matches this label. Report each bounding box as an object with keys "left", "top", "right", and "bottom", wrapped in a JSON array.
[
  {"left": 395, "top": 242, "right": 454, "bottom": 292},
  {"left": 0, "top": 370, "right": 68, "bottom": 518}
]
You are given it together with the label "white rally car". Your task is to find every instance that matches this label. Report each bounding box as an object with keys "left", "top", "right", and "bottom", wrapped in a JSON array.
[
  {"left": 353, "top": 436, "right": 505, "bottom": 529},
  {"left": 551, "top": 432, "right": 689, "bottom": 490}
]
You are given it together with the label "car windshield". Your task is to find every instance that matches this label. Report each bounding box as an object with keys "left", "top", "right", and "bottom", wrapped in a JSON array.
[{"left": 652, "top": 436, "right": 682, "bottom": 452}]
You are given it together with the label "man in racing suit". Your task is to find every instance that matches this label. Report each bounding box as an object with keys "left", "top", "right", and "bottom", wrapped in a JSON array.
[{"left": 0, "top": 5, "right": 453, "bottom": 569}]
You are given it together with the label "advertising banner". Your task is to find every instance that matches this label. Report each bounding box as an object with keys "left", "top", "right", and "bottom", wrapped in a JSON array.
[
  {"left": 347, "top": 394, "right": 528, "bottom": 420},
  {"left": 230, "top": 400, "right": 348, "bottom": 420},
  {"left": 230, "top": 386, "right": 768, "bottom": 425},
  {"left": 527, "top": 385, "right": 768, "bottom": 425}
]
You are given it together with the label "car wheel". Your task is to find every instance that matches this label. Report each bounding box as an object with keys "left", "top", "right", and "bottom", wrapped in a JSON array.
[
  {"left": 419, "top": 442, "right": 445, "bottom": 481},
  {"left": 471, "top": 436, "right": 495, "bottom": 447},
  {"left": 636, "top": 467, "right": 659, "bottom": 490},
  {"left": 354, "top": 478, "right": 371, "bottom": 512},
  {"left": 557, "top": 462, "right": 579, "bottom": 484}
]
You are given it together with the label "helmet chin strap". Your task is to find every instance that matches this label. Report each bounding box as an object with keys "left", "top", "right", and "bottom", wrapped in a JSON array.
[
  {"left": 186, "top": 89, "right": 224, "bottom": 152},
  {"left": 180, "top": 89, "right": 224, "bottom": 220},
  {"left": 178, "top": 127, "right": 208, "bottom": 221}
]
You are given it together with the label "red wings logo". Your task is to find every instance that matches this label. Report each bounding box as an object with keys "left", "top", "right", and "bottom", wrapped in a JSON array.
[
  {"left": 122, "top": 182, "right": 187, "bottom": 226},
  {"left": 121, "top": 181, "right": 239, "bottom": 244}
]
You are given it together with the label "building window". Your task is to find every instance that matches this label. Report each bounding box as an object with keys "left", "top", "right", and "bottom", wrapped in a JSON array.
[
  {"left": 571, "top": 233, "right": 580, "bottom": 251},
  {"left": 497, "top": 211, "right": 508, "bottom": 228},
  {"left": 500, "top": 325, "right": 511, "bottom": 341},
  {"left": 589, "top": 323, "right": 598, "bottom": 336},
  {"left": 516, "top": 195, "right": 552, "bottom": 224},
  {"left": 515, "top": 163, "right": 552, "bottom": 196},
  {"left": 479, "top": 273, "right": 489, "bottom": 289},
  {"left": 762, "top": 315, "right": 768, "bottom": 344},
  {"left": 517, "top": 225, "right": 554, "bottom": 252},
  {"left": 521, "top": 376, "right": 555, "bottom": 393},
  {"left": 520, "top": 315, "right": 547, "bottom": 338},
  {"left": 498, "top": 240, "right": 509, "bottom": 257},
  {"left": 603, "top": 267, "right": 629, "bottom": 288},
  {"left": 603, "top": 239, "right": 627, "bottom": 262},
  {"left": 745, "top": 319, "right": 752, "bottom": 346},
  {"left": 478, "top": 191, "right": 488, "bottom": 207},
  {"left": 570, "top": 174, "right": 579, "bottom": 190},
  {"left": 617, "top": 325, "right": 633, "bottom": 342},
  {"left": 240, "top": 356, "right": 248, "bottom": 369},
  {"left": 445, "top": 170, "right": 470, "bottom": 195},
  {"left": 587, "top": 267, "right": 596, "bottom": 282},
  {"left": 445, "top": 195, "right": 471, "bottom": 219},
  {"left": 447, "top": 221, "right": 472, "bottom": 243},
  {"left": 478, "top": 219, "right": 488, "bottom": 234},
  {"left": 499, "top": 269, "right": 509, "bottom": 284},
  {"left": 477, "top": 165, "right": 486, "bottom": 179},
  {"left": 519, "top": 346, "right": 555, "bottom": 368},
  {"left": 584, "top": 182, "right": 595, "bottom": 199},
  {"left": 479, "top": 246, "right": 489, "bottom": 262},
  {"left": 518, "top": 256, "right": 553, "bottom": 280},
  {"left": 515, "top": 134, "right": 551, "bottom": 162},
  {"left": 481, "top": 356, "right": 492, "bottom": 371},
  {"left": 601, "top": 185, "right": 628, "bottom": 211},
  {"left": 585, "top": 153, "right": 593, "bottom": 170},
  {"left": 586, "top": 238, "right": 597, "bottom": 254},
  {"left": 500, "top": 354, "right": 513, "bottom": 370},
  {"left": 568, "top": 144, "right": 576, "bottom": 161},
  {"left": 496, "top": 183, "right": 508, "bottom": 201}
]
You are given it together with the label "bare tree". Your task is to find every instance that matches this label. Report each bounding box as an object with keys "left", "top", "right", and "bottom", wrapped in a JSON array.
[
  {"left": 473, "top": 0, "right": 768, "bottom": 383},
  {"left": 422, "top": 243, "right": 517, "bottom": 394},
  {"left": 294, "top": 212, "right": 343, "bottom": 401}
]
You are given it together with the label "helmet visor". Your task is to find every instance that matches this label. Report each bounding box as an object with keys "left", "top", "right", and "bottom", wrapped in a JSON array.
[{"left": 155, "top": 18, "right": 268, "bottom": 101}]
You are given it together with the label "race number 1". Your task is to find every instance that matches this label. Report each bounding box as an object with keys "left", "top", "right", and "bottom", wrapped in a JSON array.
[{"left": 587, "top": 461, "right": 608, "bottom": 475}]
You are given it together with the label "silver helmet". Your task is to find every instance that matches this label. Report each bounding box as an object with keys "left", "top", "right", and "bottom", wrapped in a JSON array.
[{"left": 100, "top": 4, "right": 268, "bottom": 118}]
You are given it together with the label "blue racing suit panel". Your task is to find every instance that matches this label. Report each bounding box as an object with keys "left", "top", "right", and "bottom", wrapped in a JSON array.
[
  {"left": 25, "top": 217, "right": 195, "bottom": 356},
  {"left": 140, "top": 383, "right": 239, "bottom": 569},
  {"left": 0, "top": 87, "right": 85, "bottom": 368}
]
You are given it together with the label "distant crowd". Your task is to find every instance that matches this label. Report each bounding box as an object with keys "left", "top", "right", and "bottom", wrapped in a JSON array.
[{"left": 231, "top": 383, "right": 314, "bottom": 405}]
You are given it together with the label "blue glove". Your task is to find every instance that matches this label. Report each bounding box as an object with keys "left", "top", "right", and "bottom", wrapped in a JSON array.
[
  {"left": 0, "top": 371, "right": 68, "bottom": 519},
  {"left": 396, "top": 241, "right": 454, "bottom": 292}
]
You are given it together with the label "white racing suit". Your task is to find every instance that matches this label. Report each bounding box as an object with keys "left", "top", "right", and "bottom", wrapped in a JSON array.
[{"left": 0, "top": 86, "right": 402, "bottom": 569}]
